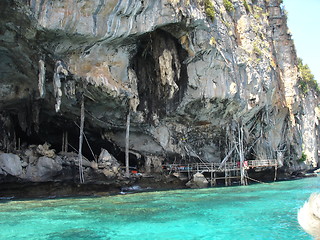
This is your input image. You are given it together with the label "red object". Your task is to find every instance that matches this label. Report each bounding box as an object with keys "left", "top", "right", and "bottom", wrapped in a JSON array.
[{"left": 131, "top": 170, "right": 138, "bottom": 174}]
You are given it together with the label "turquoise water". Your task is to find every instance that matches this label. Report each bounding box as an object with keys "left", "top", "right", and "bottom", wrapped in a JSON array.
[{"left": 0, "top": 177, "right": 319, "bottom": 240}]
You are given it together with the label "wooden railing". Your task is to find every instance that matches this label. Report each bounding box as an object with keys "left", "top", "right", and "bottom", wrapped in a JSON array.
[
  {"left": 247, "top": 159, "right": 277, "bottom": 167},
  {"left": 164, "top": 159, "right": 277, "bottom": 173}
]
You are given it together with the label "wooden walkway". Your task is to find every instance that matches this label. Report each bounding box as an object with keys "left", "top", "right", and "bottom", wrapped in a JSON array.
[{"left": 164, "top": 159, "right": 278, "bottom": 186}]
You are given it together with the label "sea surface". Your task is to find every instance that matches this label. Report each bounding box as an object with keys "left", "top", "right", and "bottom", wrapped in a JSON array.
[{"left": 0, "top": 177, "right": 319, "bottom": 240}]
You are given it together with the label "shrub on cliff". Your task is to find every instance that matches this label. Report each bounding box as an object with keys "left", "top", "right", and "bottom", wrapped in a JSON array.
[
  {"left": 204, "top": 0, "right": 215, "bottom": 21},
  {"left": 297, "top": 58, "right": 320, "bottom": 96},
  {"left": 223, "top": 0, "right": 235, "bottom": 12}
]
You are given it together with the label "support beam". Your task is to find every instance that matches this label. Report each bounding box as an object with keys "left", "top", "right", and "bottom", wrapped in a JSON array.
[
  {"left": 65, "top": 131, "right": 68, "bottom": 152},
  {"left": 78, "top": 94, "right": 85, "bottom": 183},
  {"left": 125, "top": 111, "right": 131, "bottom": 178},
  {"left": 219, "top": 146, "right": 236, "bottom": 169}
]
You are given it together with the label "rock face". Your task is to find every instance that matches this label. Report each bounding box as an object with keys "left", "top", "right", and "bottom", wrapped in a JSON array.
[
  {"left": 25, "top": 156, "right": 63, "bottom": 182},
  {"left": 186, "top": 172, "right": 209, "bottom": 188},
  {"left": 98, "top": 149, "right": 120, "bottom": 178},
  {"left": 0, "top": 0, "right": 319, "bottom": 185},
  {"left": 0, "top": 153, "right": 22, "bottom": 176}
]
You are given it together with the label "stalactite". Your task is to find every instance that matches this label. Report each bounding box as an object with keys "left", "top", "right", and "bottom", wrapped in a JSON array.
[
  {"left": 53, "top": 61, "right": 68, "bottom": 112},
  {"left": 38, "top": 59, "right": 46, "bottom": 98}
]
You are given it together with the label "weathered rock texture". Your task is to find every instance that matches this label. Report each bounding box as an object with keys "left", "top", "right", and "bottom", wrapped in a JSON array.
[{"left": 0, "top": 0, "right": 319, "bottom": 185}]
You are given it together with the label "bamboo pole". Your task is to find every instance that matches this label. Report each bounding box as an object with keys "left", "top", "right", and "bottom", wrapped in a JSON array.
[
  {"left": 65, "top": 131, "right": 68, "bottom": 152},
  {"left": 238, "top": 122, "right": 247, "bottom": 186},
  {"left": 62, "top": 132, "right": 65, "bottom": 152},
  {"left": 125, "top": 111, "right": 131, "bottom": 178},
  {"left": 210, "top": 163, "right": 213, "bottom": 187},
  {"left": 78, "top": 94, "right": 85, "bottom": 183},
  {"left": 74, "top": 122, "right": 97, "bottom": 162},
  {"left": 13, "top": 131, "right": 16, "bottom": 151},
  {"left": 218, "top": 146, "right": 236, "bottom": 169},
  {"left": 225, "top": 162, "right": 228, "bottom": 186}
]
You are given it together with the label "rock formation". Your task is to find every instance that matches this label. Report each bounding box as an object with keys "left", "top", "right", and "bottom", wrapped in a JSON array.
[{"left": 0, "top": 0, "right": 319, "bottom": 190}]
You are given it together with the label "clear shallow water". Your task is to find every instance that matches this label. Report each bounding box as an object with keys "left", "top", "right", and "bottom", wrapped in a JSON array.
[{"left": 0, "top": 177, "right": 319, "bottom": 240}]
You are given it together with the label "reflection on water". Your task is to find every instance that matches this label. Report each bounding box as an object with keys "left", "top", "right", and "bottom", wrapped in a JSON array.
[{"left": 0, "top": 177, "right": 319, "bottom": 240}]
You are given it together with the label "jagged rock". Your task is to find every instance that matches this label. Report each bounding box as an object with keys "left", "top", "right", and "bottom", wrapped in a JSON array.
[
  {"left": 36, "top": 143, "right": 56, "bottom": 158},
  {"left": 98, "top": 149, "right": 120, "bottom": 177},
  {"left": 98, "top": 149, "right": 119, "bottom": 168},
  {"left": 0, "top": 153, "right": 22, "bottom": 176},
  {"left": 186, "top": 172, "right": 208, "bottom": 189}
]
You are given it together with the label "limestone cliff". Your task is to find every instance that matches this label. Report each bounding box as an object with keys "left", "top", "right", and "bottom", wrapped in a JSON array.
[{"left": 0, "top": 0, "right": 319, "bottom": 186}]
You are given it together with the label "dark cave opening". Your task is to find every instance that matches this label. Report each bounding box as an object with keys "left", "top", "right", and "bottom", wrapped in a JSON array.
[
  {"left": 130, "top": 29, "right": 189, "bottom": 122},
  {"left": 1, "top": 113, "right": 132, "bottom": 166}
]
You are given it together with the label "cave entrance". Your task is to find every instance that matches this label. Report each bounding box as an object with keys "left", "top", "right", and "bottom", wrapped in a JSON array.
[
  {"left": 3, "top": 113, "right": 125, "bottom": 164},
  {"left": 1, "top": 109, "right": 149, "bottom": 172},
  {"left": 130, "top": 29, "right": 188, "bottom": 121}
]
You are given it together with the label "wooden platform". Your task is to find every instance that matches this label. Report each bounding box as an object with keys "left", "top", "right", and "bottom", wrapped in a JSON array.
[{"left": 164, "top": 159, "right": 278, "bottom": 186}]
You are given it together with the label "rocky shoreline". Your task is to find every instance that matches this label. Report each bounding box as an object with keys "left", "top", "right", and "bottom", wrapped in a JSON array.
[
  {"left": 1, "top": 142, "right": 319, "bottom": 199},
  {"left": 0, "top": 176, "right": 187, "bottom": 200},
  {"left": 1, "top": 172, "right": 317, "bottom": 200},
  {"left": 0, "top": 143, "right": 188, "bottom": 199}
]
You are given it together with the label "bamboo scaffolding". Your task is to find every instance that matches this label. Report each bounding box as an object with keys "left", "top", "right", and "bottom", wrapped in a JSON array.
[
  {"left": 78, "top": 94, "right": 85, "bottom": 184},
  {"left": 125, "top": 110, "right": 131, "bottom": 178}
]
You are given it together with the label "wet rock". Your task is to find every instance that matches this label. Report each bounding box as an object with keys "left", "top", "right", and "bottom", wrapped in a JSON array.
[
  {"left": 0, "top": 153, "right": 22, "bottom": 176},
  {"left": 186, "top": 172, "right": 208, "bottom": 188}
]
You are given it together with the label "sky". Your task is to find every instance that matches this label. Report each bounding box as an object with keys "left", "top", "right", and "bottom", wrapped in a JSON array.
[{"left": 283, "top": 0, "right": 320, "bottom": 82}]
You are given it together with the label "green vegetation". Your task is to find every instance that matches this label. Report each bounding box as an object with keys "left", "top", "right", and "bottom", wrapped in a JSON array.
[
  {"left": 243, "top": 0, "right": 252, "bottom": 14},
  {"left": 298, "top": 152, "right": 307, "bottom": 162},
  {"left": 223, "top": 0, "right": 235, "bottom": 12},
  {"left": 297, "top": 58, "right": 320, "bottom": 95},
  {"left": 204, "top": 0, "right": 215, "bottom": 21}
]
